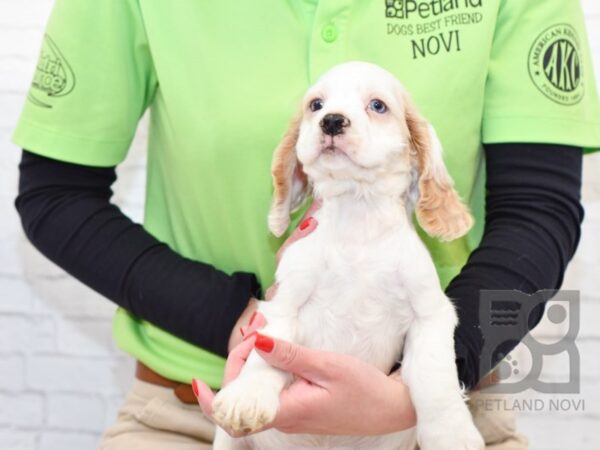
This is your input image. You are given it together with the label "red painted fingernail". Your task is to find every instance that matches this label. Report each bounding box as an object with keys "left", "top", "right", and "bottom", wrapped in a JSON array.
[
  {"left": 254, "top": 333, "right": 274, "bottom": 353},
  {"left": 239, "top": 327, "right": 245, "bottom": 337},
  {"left": 192, "top": 379, "right": 200, "bottom": 398},
  {"left": 299, "top": 217, "right": 313, "bottom": 231},
  {"left": 249, "top": 311, "right": 258, "bottom": 326},
  {"left": 243, "top": 330, "right": 257, "bottom": 341}
]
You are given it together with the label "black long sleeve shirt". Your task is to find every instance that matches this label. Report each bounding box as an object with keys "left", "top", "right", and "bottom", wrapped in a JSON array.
[{"left": 14, "top": 143, "right": 584, "bottom": 388}]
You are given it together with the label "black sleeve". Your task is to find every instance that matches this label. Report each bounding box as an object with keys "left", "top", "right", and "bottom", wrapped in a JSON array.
[
  {"left": 15, "top": 150, "right": 261, "bottom": 358},
  {"left": 448, "top": 143, "right": 584, "bottom": 390}
]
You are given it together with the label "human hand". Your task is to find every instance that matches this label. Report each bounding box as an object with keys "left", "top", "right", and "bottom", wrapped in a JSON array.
[
  {"left": 227, "top": 298, "right": 259, "bottom": 352},
  {"left": 227, "top": 199, "right": 321, "bottom": 351},
  {"left": 194, "top": 313, "right": 268, "bottom": 435},
  {"left": 252, "top": 334, "right": 416, "bottom": 435},
  {"left": 194, "top": 327, "right": 417, "bottom": 437}
]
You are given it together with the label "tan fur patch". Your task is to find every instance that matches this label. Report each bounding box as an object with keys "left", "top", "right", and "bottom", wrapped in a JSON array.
[
  {"left": 268, "top": 111, "right": 307, "bottom": 236},
  {"left": 271, "top": 115, "right": 300, "bottom": 206},
  {"left": 404, "top": 97, "right": 473, "bottom": 241}
]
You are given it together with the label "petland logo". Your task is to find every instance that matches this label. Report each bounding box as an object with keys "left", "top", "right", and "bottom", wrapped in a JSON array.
[
  {"left": 479, "top": 290, "right": 580, "bottom": 394},
  {"left": 385, "top": 0, "right": 483, "bottom": 19}
]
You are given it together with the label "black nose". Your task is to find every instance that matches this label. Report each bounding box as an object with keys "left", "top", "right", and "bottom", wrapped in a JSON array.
[{"left": 320, "top": 113, "right": 350, "bottom": 136}]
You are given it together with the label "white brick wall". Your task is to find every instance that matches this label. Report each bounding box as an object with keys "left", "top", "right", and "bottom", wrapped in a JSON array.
[{"left": 1, "top": 1, "right": 599, "bottom": 449}]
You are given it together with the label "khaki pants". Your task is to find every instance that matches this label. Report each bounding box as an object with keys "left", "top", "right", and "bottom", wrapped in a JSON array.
[
  {"left": 100, "top": 380, "right": 215, "bottom": 449},
  {"left": 467, "top": 389, "right": 529, "bottom": 450},
  {"left": 99, "top": 380, "right": 528, "bottom": 449}
]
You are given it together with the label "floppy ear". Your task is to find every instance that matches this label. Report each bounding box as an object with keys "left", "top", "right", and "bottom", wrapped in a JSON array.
[
  {"left": 268, "top": 111, "right": 310, "bottom": 237},
  {"left": 404, "top": 97, "right": 473, "bottom": 241}
]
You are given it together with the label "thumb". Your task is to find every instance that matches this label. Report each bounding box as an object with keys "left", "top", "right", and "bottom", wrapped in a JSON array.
[{"left": 254, "top": 333, "right": 332, "bottom": 384}]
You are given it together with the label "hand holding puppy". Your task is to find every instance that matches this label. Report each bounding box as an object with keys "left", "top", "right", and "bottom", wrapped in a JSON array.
[
  {"left": 202, "top": 197, "right": 416, "bottom": 437},
  {"left": 196, "top": 314, "right": 416, "bottom": 437}
]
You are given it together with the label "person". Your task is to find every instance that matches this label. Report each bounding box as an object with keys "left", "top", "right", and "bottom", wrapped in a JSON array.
[{"left": 12, "top": 1, "right": 600, "bottom": 449}]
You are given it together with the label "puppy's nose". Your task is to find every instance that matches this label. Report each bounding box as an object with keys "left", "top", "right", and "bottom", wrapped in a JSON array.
[{"left": 320, "top": 113, "right": 351, "bottom": 136}]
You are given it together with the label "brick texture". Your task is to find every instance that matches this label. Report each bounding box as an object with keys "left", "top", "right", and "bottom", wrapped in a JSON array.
[{"left": 1, "top": 1, "right": 599, "bottom": 449}]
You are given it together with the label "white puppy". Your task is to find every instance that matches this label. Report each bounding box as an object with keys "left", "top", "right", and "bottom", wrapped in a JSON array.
[{"left": 212, "top": 61, "right": 484, "bottom": 450}]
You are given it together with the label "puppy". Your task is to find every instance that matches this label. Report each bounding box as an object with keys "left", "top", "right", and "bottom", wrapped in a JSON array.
[{"left": 212, "top": 61, "right": 484, "bottom": 450}]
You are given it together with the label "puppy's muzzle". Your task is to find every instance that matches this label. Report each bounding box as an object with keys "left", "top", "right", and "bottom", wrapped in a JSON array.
[{"left": 320, "top": 113, "right": 351, "bottom": 136}]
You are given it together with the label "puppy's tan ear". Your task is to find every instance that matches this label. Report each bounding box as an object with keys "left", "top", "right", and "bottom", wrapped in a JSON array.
[
  {"left": 268, "top": 111, "right": 310, "bottom": 237},
  {"left": 404, "top": 97, "right": 473, "bottom": 241}
]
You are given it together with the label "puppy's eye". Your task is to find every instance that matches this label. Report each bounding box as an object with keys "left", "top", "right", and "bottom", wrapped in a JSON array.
[
  {"left": 309, "top": 98, "right": 324, "bottom": 112},
  {"left": 368, "top": 99, "right": 387, "bottom": 114}
]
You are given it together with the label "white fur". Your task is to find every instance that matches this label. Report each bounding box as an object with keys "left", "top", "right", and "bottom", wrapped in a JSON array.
[{"left": 213, "top": 62, "right": 484, "bottom": 450}]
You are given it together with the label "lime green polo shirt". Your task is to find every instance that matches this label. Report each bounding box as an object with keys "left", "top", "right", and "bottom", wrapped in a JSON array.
[{"left": 13, "top": 0, "right": 600, "bottom": 388}]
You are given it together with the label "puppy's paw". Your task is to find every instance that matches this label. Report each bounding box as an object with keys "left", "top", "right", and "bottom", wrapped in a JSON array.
[
  {"left": 212, "top": 377, "right": 280, "bottom": 433},
  {"left": 418, "top": 410, "right": 484, "bottom": 450}
]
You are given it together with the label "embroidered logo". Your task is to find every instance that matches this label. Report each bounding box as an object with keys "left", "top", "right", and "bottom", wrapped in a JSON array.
[
  {"left": 28, "top": 34, "right": 76, "bottom": 108},
  {"left": 528, "top": 24, "right": 583, "bottom": 106},
  {"left": 385, "top": 0, "right": 482, "bottom": 20},
  {"left": 384, "top": 0, "right": 484, "bottom": 59}
]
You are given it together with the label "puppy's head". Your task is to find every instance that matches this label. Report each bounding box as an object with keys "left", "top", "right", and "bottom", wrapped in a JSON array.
[{"left": 268, "top": 61, "right": 472, "bottom": 241}]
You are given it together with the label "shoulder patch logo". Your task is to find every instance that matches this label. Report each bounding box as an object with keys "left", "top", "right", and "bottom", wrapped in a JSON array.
[
  {"left": 28, "top": 34, "right": 76, "bottom": 108},
  {"left": 528, "top": 24, "right": 583, "bottom": 106}
]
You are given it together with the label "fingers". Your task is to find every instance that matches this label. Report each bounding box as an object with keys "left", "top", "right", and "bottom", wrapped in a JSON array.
[
  {"left": 304, "top": 197, "right": 322, "bottom": 217},
  {"left": 264, "top": 283, "right": 278, "bottom": 301},
  {"left": 275, "top": 216, "right": 318, "bottom": 265},
  {"left": 228, "top": 298, "right": 259, "bottom": 351},
  {"left": 254, "top": 333, "right": 333, "bottom": 384},
  {"left": 225, "top": 312, "right": 268, "bottom": 385},
  {"left": 274, "top": 198, "right": 322, "bottom": 266},
  {"left": 192, "top": 379, "right": 263, "bottom": 438},
  {"left": 223, "top": 334, "right": 257, "bottom": 385},
  {"left": 192, "top": 335, "right": 260, "bottom": 433},
  {"left": 192, "top": 378, "right": 216, "bottom": 417},
  {"left": 388, "top": 367, "right": 403, "bottom": 383},
  {"left": 192, "top": 335, "right": 263, "bottom": 438},
  {"left": 239, "top": 311, "right": 267, "bottom": 338},
  {"left": 193, "top": 339, "right": 257, "bottom": 414}
]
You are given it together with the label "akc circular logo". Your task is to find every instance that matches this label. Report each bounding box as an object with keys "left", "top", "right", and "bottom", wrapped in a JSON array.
[{"left": 528, "top": 24, "right": 583, "bottom": 106}]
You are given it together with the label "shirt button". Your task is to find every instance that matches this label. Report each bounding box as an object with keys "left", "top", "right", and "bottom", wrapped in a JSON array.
[{"left": 321, "top": 23, "right": 338, "bottom": 43}]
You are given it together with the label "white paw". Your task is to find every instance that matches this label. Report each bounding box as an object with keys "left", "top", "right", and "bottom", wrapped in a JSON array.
[
  {"left": 212, "top": 377, "right": 280, "bottom": 433},
  {"left": 418, "top": 411, "right": 484, "bottom": 450}
]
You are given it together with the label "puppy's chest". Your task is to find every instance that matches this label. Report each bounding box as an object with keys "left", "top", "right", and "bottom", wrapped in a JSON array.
[{"left": 287, "top": 229, "right": 414, "bottom": 370}]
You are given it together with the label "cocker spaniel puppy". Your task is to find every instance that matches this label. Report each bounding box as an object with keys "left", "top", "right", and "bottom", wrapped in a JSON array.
[{"left": 212, "top": 61, "right": 484, "bottom": 450}]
